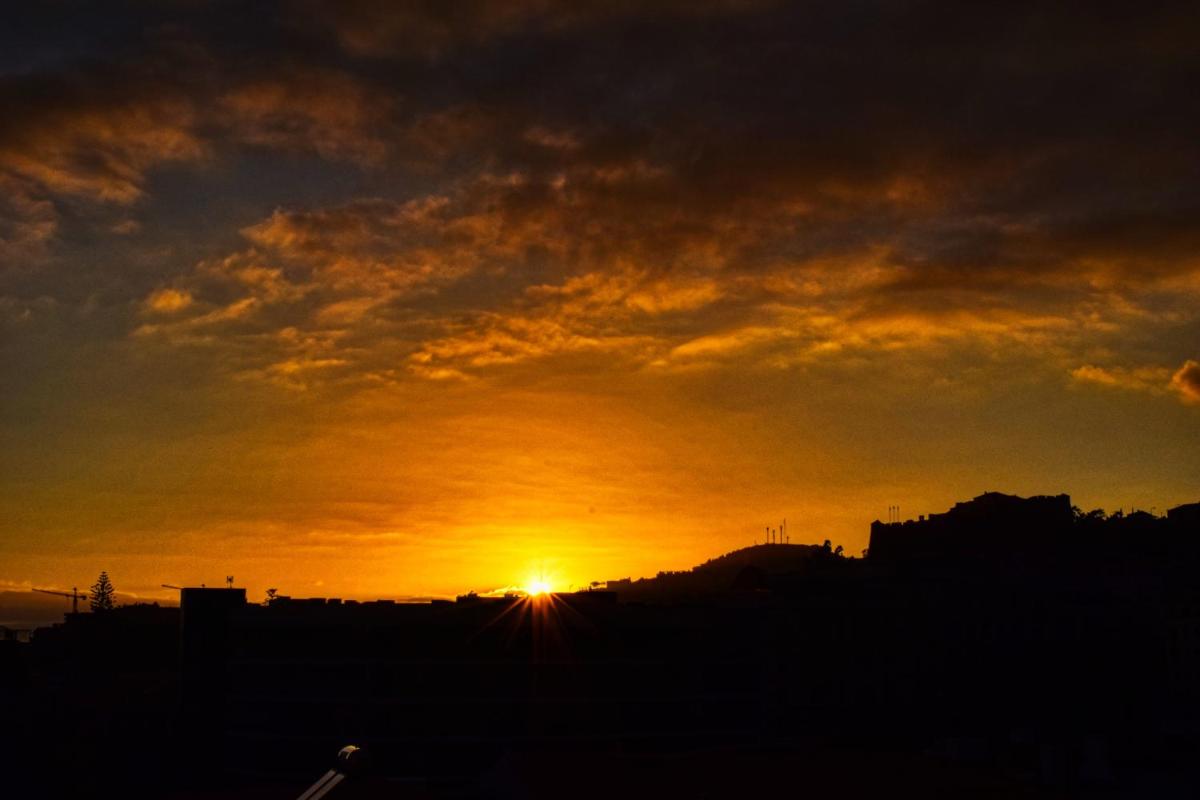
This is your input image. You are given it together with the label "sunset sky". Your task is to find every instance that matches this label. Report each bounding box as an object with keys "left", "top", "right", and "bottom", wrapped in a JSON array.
[{"left": 2, "top": 1, "right": 1198, "bottom": 603}]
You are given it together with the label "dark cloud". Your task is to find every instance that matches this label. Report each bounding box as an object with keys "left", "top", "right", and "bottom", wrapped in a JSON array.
[
  {"left": 297, "top": 0, "right": 773, "bottom": 59},
  {"left": 219, "top": 67, "right": 397, "bottom": 165}
]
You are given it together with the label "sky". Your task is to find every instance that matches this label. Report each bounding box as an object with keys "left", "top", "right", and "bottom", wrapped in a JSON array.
[{"left": 2, "top": 1, "right": 1199, "bottom": 604}]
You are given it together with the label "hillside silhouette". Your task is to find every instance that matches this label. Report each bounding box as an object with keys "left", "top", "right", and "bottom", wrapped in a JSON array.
[{"left": 602, "top": 540, "right": 850, "bottom": 602}]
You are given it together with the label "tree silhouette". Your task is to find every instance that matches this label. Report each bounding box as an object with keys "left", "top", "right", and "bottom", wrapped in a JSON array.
[{"left": 90, "top": 571, "right": 115, "bottom": 612}]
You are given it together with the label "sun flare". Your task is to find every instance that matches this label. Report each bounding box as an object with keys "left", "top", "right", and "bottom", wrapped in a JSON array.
[{"left": 525, "top": 578, "right": 553, "bottom": 596}]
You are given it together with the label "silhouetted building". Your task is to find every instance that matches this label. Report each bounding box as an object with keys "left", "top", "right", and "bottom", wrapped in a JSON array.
[
  {"left": 177, "top": 587, "right": 248, "bottom": 788},
  {"left": 1169, "top": 501, "right": 1200, "bottom": 526},
  {"left": 4, "top": 603, "right": 180, "bottom": 797},
  {"left": 868, "top": 491, "right": 1074, "bottom": 563}
]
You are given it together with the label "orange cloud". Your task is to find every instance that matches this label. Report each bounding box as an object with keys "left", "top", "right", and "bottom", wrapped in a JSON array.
[
  {"left": 1070, "top": 364, "right": 1174, "bottom": 395},
  {"left": 1171, "top": 360, "right": 1200, "bottom": 404},
  {"left": 131, "top": 151, "right": 1200, "bottom": 392},
  {"left": 144, "top": 288, "right": 193, "bottom": 313},
  {"left": 410, "top": 312, "right": 655, "bottom": 378},
  {"left": 0, "top": 96, "right": 205, "bottom": 204}
]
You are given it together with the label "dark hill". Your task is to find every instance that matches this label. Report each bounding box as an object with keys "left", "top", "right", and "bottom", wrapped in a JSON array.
[{"left": 603, "top": 542, "right": 849, "bottom": 603}]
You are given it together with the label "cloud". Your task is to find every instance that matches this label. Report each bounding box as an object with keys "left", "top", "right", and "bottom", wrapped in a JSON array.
[
  {"left": 667, "top": 325, "right": 794, "bottom": 361},
  {"left": 133, "top": 294, "right": 263, "bottom": 345},
  {"left": 523, "top": 126, "right": 582, "bottom": 151},
  {"left": 223, "top": 186, "right": 564, "bottom": 306},
  {"left": 220, "top": 69, "right": 395, "bottom": 165},
  {"left": 133, "top": 185, "right": 568, "bottom": 379},
  {"left": 6, "top": 0, "right": 1197, "bottom": 395},
  {"left": 1171, "top": 360, "right": 1200, "bottom": 404},
  {"left": 136, "top": 134, "right": 1200, "bottom": 388},
  {"left": 302, "top": 0, "right": 772, "bottom": 58},
  {"left": 0, "top": 80, "right": 205, "bottom": 204},
  {"left": 0, "top": 52, "right": 415, "bottom": 257},
  {"left": 248, "top": 356, "right": 350, "bottom": 391},
  {"left": 409, "top": 311, "right": 657, "bottom": 378},
  {"left": 0, "top": 174, "right": 57, "bottom": 265},
  {"left": 1070, "top": 364, "right": 1173, "bottom": 395},
  {"left": 144, "top": 288, "right": 193, "bottom": 313}
]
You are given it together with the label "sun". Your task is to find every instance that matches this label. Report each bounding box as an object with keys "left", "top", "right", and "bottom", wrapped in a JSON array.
[
  {"left": 525, "top": 578, "right": 553, "bottom": 597},
  {"left": 521, "top": 561, "right": 559, "bottom": 597}
]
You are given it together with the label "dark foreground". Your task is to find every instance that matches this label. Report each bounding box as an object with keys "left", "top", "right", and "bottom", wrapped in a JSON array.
[{"left": 3, "top": 492, "right": 1199, "bottom": 798}]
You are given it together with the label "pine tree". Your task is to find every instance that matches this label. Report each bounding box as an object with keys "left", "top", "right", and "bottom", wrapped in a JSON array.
[{"left": 90, "top": 571, "right": 115, "bottom": 612}]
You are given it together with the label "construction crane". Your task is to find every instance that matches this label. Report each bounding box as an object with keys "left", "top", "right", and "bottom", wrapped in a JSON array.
[
  {"left": 34, "top": 586, "right": 88, "bottom": 614},
  {"left": 161, "top": 584, "right": 182, "bottom": 590}
]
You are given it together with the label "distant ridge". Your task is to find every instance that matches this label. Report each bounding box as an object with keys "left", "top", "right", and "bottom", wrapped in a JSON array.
[{"left": 603, "top": 541, "right": 847, "bottom": 603}]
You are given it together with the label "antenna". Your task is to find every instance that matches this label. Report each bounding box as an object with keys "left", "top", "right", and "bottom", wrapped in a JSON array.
[{"left": 226, "top": 576, "right": 234, "bottom": 589}]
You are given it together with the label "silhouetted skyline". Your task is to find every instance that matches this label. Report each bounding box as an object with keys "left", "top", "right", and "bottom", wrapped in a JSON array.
[{"left": 4, "top": 490, "right": 1199, "bottom": 797}]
